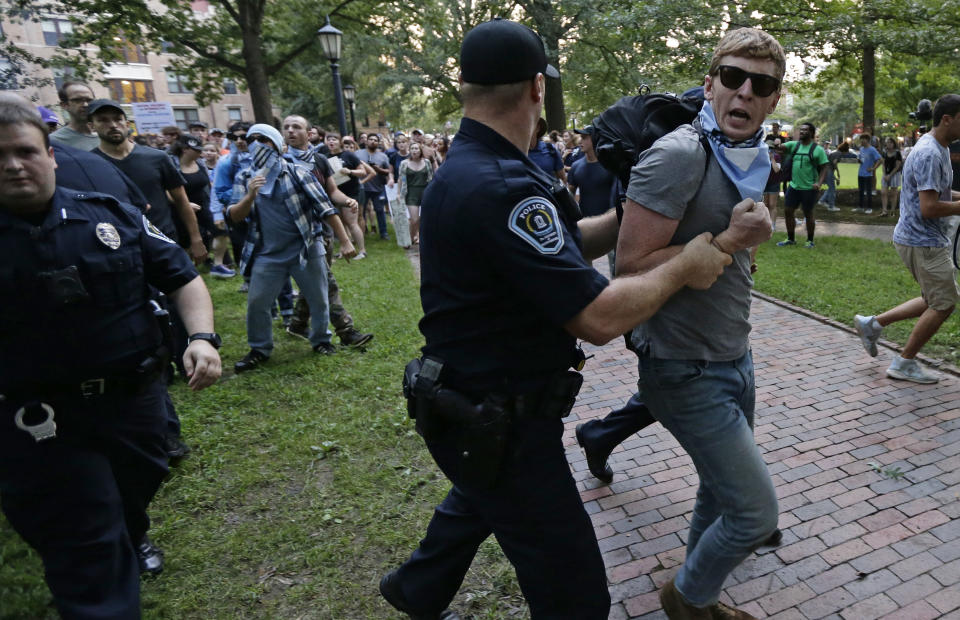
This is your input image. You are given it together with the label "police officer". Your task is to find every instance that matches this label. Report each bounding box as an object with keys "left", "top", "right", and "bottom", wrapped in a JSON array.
[
  {"left": 0, "top": 95, "right": 222, "bottom": 618},
  {"left": 379, "top": 19, "right": 731, "bottom": 620}
]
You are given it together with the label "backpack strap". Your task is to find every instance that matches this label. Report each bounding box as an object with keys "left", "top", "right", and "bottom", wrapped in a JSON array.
[{"left": 692, "top": 119, "right": 712, "bottom": 175}]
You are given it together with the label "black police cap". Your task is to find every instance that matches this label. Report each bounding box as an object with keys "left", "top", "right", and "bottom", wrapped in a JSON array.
[
  {"left": 87, "top": 99, "right": 125, "bottom": 118},
  {"left": 460, "top": 18, "right": 560, "bottom": 85}
]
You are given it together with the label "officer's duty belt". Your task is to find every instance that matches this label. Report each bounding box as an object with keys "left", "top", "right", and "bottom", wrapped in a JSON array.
[
  {"left": 500, "top": 370, "right": 584, "bottom": 420},
  {"left": 1, "top": 371, "right": 161, "bottom": 403}
]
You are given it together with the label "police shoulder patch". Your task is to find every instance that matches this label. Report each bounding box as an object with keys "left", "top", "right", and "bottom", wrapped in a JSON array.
[
  {"left": 508, "top": 197, "right": 564, "bottom": 255},
  {"left": 142, "top": 215, "right": 175, "bottom": 244}
]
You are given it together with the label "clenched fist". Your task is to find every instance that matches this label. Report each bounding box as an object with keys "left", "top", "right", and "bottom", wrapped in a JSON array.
[{"left": 719, "top": 198, "right": 772, "bottom": 252}]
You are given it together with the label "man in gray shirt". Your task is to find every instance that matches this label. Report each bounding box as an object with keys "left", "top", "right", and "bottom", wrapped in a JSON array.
[
  {"left": 49, "top": 81, "right": 99, "bottom": 151},
  {"left": 854, "top": 94, "right": 960, "bottom": 384},
  {"left": 356, "top": 133, "right": 392, "bottom": 240},
  {"left": 616, "top": 28, "right": 780, "bottom": 619}
]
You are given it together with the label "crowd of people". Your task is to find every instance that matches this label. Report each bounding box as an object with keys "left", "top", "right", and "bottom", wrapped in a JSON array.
[{"left": 3, "top": 19, "right": 960, "bottom": 620}]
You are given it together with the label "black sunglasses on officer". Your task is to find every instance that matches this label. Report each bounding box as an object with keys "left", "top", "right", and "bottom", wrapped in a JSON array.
[{"left": 715, "top": 65, "right": 781, "bottom": 97}]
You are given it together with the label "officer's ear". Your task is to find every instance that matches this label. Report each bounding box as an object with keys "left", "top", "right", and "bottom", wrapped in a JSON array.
[
  {"left": 48, "top": 146, "right": 57, "bottom": 171},
  {"left": 530, "top": 74, "right": 544, "bottom": 104}
]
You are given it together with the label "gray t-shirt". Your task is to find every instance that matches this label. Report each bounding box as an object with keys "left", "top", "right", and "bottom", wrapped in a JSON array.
[
  {"left": 255, "top": 190, "right": 309, "bottom": 265},
  {"left": 357, "top": 148, "right": 390, "bottom": 194},
  {"left": 50, "top": 126, "right": 99, "bottom": 151},
  {"left": 626, "top": 125, "right": 753, "bottom": 361},
  {"left": 893, "top": 133, "right": 954, "bottom": 248}
]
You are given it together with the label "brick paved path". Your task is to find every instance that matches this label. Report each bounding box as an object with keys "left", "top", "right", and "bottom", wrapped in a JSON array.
[{"left": 566, "top": 260, "right": 960, "bottom": 619}]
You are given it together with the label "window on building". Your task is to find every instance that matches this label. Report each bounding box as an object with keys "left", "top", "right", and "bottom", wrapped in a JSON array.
[
  {"left": 166, "top": 70, "right": 192, "bottom": 94},
  {"left": 222, "top": 78, "right": 237, "bottom": 95},
  {"left": 108, "top": 79, "right": 155, "bottom": 103},
  {"left": 110, "top": 35, "right": 148, "bottom": 64},
  {"left": 174, "top": 108, "right": 200, "bottom": 131},
  {"left": 227, "top": 107, "right": 242, "bottom": 122},
  {"left": 41, "top": 18, "right": 73, "bottom": 46}
]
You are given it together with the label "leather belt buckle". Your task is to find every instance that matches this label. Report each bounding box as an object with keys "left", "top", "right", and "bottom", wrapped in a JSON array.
[{"left": 80, "top": 378, "right": 106, "bottom": 398}]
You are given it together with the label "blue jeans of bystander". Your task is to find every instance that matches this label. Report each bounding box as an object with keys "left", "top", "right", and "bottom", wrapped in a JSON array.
[
  {"left": 246, "top": 249, "right": 331, "bottom": 354},
  {"left": 368, "top": 191, "right": 390, "bottom": 240},
  {"left": 637, "top": 351, "right": 778, "bottom": 607}
]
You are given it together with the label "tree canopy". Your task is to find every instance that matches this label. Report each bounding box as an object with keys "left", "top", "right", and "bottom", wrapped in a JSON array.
[{"left": 7, "top": 0, "right": 959, "bottom": 134}]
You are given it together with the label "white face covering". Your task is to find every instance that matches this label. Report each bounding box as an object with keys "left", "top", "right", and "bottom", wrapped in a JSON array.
[{"left": 697, "top": 101, "right": 771, "bottom": 201}]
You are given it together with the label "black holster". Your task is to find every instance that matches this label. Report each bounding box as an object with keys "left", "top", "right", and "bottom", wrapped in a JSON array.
[{"left": 403, "top": 357, "right": 511, "bottom": 489}]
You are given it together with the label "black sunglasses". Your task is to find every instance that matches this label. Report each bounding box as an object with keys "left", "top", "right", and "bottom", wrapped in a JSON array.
[
  {"left": 227, "top": 133, "right": 248, "bottom": 142},
  {"left": 716, "top": 65, "right": 780, "bottom": 97},
  {"left": 249, "top": 135, "right": 273, "bottom": 144}
]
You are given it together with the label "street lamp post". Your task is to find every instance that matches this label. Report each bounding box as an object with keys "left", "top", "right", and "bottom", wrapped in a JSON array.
[
  {"left": 343, "top": 84, "right": 357, "bottom": 139},
  {"left": 317, "top": 16, "right": 348, "bottom": 138}
]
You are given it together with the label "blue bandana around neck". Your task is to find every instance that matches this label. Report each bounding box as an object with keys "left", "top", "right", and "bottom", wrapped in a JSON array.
[
  {"left": 697, "top": 101, "right": 770, "bottom": 201},
  {"left": 249, "top": 142, "right": 283, "bottom": 197}
]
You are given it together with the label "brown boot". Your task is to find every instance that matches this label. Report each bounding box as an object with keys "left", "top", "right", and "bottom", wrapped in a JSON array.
[
  {"left": 711, "top": 601, "right": 759, "bottom": 620},
  {"left": 659, "top": 579, "right": 757, "bottom": 620}
]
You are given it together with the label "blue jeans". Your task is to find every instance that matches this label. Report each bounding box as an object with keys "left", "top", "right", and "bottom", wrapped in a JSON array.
[
  {"left": 246, "top": 249, "right": 331, "bottom": 354},
  {"left": 637, "top": 351, "right": 778, "bottom": 606},
  {"left": 276, "top": 277, "right": 294, "bottom": 318},
  {"left": 367, "top": 190, "right": 389, "bottom": 239},
  {"left": 821, "top": 170, "right": 836, "bottom": 207}
]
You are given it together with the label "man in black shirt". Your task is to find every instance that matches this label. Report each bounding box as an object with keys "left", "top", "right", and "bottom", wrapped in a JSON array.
[
  {"left": 282, "top": 114, "right": 374, "bottom": 347},
  {"left": 567, "top": 126, "right": 616, "bottom": 218},
  {"left": 89, "top": 100, "right": 206, "bottom": 263}
]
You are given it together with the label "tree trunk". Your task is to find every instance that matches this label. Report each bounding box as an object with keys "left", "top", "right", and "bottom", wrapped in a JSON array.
[
  {"left": 539, "top": 28, "right": 565, "bottom": 130},
  {"left": 241, "top": 28, "right": 274, "bottom": 124},
  {"left": 862, "top": 43, "right": 875, "bottom": 137},
  {"left": 526, "top": 1, "right": 565, "bottom": 130},
  {"left": 544, "top": 73, "right": 565, "bottom": 131}
]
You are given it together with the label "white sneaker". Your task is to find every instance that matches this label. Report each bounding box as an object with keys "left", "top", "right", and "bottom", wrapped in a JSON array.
[
  {"left": 826, "top": 206, "right": 841, "bottom": 212},
  {"left": 854, "top": 314, "right": 882, "bottom": 357},
  {"left": 354, "top": 252, "right": 367, "bottom": 260},
  {"left": 864, "top": 209, "right": 873, "bottom": 214},
  {"left": 852, "top": 207, "right": 864, "bottom": 213},
  {"left": 886, "top": 355, "right": 939, "bottom": 384}
]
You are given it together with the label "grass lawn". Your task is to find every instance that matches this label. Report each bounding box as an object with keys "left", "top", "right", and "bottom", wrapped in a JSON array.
[
  {"left": 755, "top": 233, "right": 960, "bottom": 368},
  {"left": 835, "top": 161, "right": 875, "bottom": 190},
  {"left": 0, "top": 236, "right": 524, "bottom": 619}
]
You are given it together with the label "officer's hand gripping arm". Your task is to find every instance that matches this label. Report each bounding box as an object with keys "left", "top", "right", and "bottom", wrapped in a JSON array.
[{"left": 566, "top": 231, "right": 730, "bottom": 345}]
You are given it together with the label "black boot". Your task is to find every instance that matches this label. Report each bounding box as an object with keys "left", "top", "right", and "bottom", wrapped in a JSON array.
[{"left": 137, "top": 536, "right": 164, "bottom": 577}]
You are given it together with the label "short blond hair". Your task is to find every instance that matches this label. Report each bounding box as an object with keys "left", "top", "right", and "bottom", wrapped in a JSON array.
[{"left": 708, "top": 28, "right": 786, "bottom": 82}]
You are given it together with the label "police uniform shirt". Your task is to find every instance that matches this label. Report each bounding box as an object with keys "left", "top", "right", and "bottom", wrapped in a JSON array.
[
  {"left": 419, "top": 118, "right": 608, "bottom": 394},
  {"left": 52, "top": 142, "right": 149, "bottom": 211},
  {"left": 0, "top": 188, "right": 197, "bottom": 387}
]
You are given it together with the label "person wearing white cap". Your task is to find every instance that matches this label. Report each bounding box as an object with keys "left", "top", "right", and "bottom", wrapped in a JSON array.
[{"left": 227, "top": 123, "right": 357, "bottom": 371}]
